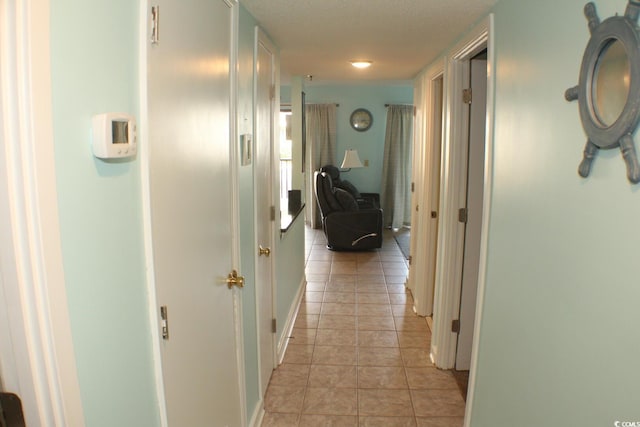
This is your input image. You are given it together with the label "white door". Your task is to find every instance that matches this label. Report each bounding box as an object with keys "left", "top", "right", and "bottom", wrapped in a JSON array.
[
  {"left": 147, "top": 1, "right": 242, "bottom": 425},
  {"left": 255, "top": 30, "right": 276, "bottom": 396},
  {"left": 455, "top": 57, "right": 487, "bottom": 370}
]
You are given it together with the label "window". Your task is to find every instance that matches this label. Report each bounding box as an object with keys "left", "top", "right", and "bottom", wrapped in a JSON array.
[{"left": 279, "top": 109, "right": 293, "bottom": 206}]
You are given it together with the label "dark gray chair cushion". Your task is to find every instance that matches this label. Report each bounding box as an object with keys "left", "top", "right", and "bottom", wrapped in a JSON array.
[
  {"left": 333, "top": 188, "right": 359, "bottom": 211},
  {"left": 315, "top": 171, "right": 340, "bottom": 212},
  {"left": 337, "top": 179, "right": 361, "bottom": 198}
]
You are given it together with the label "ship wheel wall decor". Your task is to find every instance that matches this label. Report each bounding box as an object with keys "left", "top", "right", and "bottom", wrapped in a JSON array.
[{"left": 565, "top": 0, "right": 640, "bottom": 183}]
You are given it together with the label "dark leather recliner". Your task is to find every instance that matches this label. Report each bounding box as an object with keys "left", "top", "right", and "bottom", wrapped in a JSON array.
[
  {"left": 314, "top": 170, "right": 383, "bottom": 250},
  {"left": 319, "top": 165, "right": 380, "bottom": 209}
]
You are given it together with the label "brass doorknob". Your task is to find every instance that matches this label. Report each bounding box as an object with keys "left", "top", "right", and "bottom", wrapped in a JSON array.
[
  {"left": 258, "top": 245, "right": 271, "bottom": 257},
  {"left": 226, "top": 270, "right": 245, "bottom": 289}
]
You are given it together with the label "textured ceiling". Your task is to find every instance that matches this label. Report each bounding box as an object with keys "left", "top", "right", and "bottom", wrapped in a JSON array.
[{"left": 240, "top": 0, "right": 498, "bottom": 84}]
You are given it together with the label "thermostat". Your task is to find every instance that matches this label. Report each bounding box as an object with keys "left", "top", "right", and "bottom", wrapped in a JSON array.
[{"left": 92, "top": 113, "right": 137, "bottom": 159}]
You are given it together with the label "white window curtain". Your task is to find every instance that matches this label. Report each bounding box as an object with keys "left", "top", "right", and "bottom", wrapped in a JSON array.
[
  {"left": 305, "top": 104, "right": 337, "bottom": 228},
  {"left": 380, "top": 104, "right": 414, "bottom": 229}
]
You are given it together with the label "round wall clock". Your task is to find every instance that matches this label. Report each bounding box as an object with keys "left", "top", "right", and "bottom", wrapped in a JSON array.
[{"left": 350, "top": 108, "right": 373, "bottom": 132}]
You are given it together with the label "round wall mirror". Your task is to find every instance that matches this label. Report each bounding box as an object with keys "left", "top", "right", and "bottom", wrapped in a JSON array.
[
  {"left": 592, "top": 39, "right": 630, "bottom": 127},
  {"left": 564, "top": 1, "right": 640, "bottom": 183}
]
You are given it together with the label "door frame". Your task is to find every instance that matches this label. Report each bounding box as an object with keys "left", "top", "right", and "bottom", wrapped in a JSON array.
[
  {"left": 252, "top": 26, "right": 278, "bottom": 397},
  {"left": 410, "top": 64, "right": 445, "bottom": 318},
  {"left": 430, "top": 14, "right": 494, "bottom": 374},
  {"left": 455, "top": 55, "right": 487, "bottom": 371},
  {"left": 406, "top": 71, "right": 424, "bottom": 296},
  {"left": 463, "top": 16, "right": 495, "bottom": 425},
  {"left": 138, "top": 4, "right": 167, "bottom": 425},
  {"left": 138, "top": 2, "right": 246, "bottom": 426},
  {"left": 0, "top": 0, "right": 84, "bottom": 425}
]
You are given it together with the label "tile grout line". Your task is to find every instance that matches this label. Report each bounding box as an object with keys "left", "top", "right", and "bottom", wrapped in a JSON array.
[
  {"left": 399, "top": 314, "right": 420, "bottom": 424},
  {"left": 389, "top": 234, "right": 417, "bottom": 424},
  {"left": 298, "top": 231, "right": 314, "bottom": 426}
]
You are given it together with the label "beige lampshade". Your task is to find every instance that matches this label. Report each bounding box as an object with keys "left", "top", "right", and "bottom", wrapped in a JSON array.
[{"left": 340, "top": 149, "right": 364, "bottom": 169}]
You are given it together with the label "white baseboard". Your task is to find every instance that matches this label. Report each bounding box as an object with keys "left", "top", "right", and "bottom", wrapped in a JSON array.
[
  {"left": 426, "top": 315, "right": 434, "bottom": 332},
  {"left": 247, "top": 400, "right": 264, "bottom": 427},
  {"left": 276, "top": 276, "right": 306, "bottom": 364}
]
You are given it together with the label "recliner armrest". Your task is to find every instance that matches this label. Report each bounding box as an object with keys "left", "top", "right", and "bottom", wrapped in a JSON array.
[
  {"left": 360, "top": 192, "right": 379, "bottom": 202},
  {"left": 357, "top": 193, "right": 380, "bottom": 209},
  {"left": 327, "top": 208, "right": 381, "bottom": 223}
]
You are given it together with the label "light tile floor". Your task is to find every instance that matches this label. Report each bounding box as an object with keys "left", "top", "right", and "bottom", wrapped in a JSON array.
[{"left": 261, "top": 227, "right": 465, "bottom": 427}]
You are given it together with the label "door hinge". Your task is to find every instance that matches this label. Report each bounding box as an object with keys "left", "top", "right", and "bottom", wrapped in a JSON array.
[
  {"left": 458, "top": 208, "right": 468, "bottom": 224},
  {"left": 431, "top": 211, "right": 437, "bottom": 219},
  {"left": 415, "top": 204, "right": 419, "bottom": 212},
  {"left": 160, "top": 305, "right": 169, "bottom": 340},
  {"left": 452, "top": 319, "right": 460, "bottom": 333},
  {"left": 408, "top": 255, "right": 412, "bottom": 265},
  {"left": 270, "top": 206, "right": 276, "bottom": 221},
  {"left": 462, "top": 88, "right": 472, "bottom": 104},
  {"left": 270, "top": 84, "right": 276, "bottom": 100},
  {"left": 271, "top": 318, "right": 277, "bottom": 333},
  {"left": 150, "top": 5, "right": 160, "bottom": 44},
  {"left": 411, "top": 182, "right": 415, "bottom": 192}
]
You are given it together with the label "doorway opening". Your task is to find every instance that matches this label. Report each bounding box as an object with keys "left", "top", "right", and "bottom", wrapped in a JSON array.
[
  {"left": 407, "top": 67, "right": 444, "bottom": 324},
  {"left": 254, "top": 27, "right": 278, "bottom": 399},
  {"left": 423, "top": 16, "right": 494, "bottom": 427},
  {"left": 455, "top": 49, "right": 487, "bottom": 372},
  {"left": 426, "top": 74, "right": 444, "bottom": 325}
]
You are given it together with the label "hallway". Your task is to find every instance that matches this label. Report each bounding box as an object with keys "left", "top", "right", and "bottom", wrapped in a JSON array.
[{"left": 261, "top": 228, "right": 465, "bottom": 426}]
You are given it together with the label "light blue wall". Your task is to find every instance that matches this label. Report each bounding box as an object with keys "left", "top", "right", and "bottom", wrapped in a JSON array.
[
  {"left": 447, "top": 0, "right": 640, "bottom": 425},
  {"left": 276, "top": 83, "right": 306, "bottom": 352},
  {"left": 275, "top": 216, "right": 306, "bottom": 340},
  {"left": 238, "top": 4, "right": 261, "bottom": 420},
  {"left": 50, "top": 1, "right": 158, "bottom": 426},
  {"left": 284, "top": 84, "right": 413, "bottom": 193}
]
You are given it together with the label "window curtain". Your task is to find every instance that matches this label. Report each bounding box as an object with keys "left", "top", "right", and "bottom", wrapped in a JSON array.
[
  {"left": 380, "top": 105, "right": 414, "bottom": 229},
  {"left": 305, "top": 104, "right": 337, "bottom": 228}
]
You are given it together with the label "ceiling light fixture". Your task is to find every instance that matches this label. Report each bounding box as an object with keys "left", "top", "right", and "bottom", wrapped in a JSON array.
[{"left": 350, "top": 60, "right": 372, "bottom": 69}]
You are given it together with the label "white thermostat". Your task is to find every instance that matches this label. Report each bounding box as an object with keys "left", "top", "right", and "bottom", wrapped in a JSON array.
[{"left": 92, "top": 113, "right": 137, "bottom": 159}]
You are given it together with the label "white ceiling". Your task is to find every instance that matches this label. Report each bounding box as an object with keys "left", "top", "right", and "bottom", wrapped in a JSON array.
[{"left": 239, "top": 0, "right": 498, "bottom": 85}]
